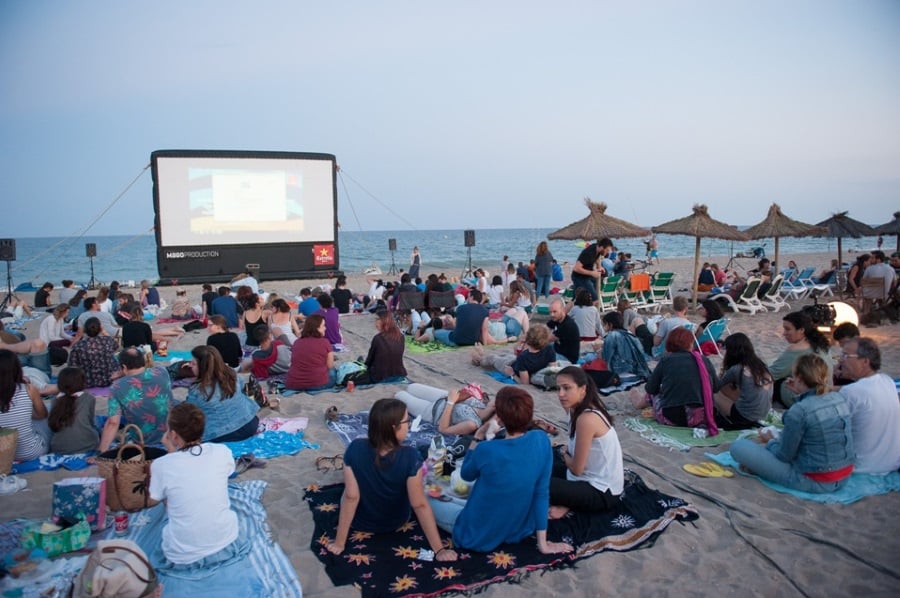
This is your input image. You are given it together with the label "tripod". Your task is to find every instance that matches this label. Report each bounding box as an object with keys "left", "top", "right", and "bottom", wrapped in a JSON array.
[
  {"left": 387, "top": 249, "right": 399, "bottom": 275},
  {"left": 0, "top": 261, "right": 15, "bottom": 313},
  {"left": 461, "top": 247, "right": 474, "bottom": 280}
]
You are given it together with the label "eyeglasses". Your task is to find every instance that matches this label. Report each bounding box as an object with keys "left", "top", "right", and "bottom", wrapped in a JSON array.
[
  {"left": 840, "top": 353, "right": 860, "bottom": 360},
  {"left": 396, "top": 419, "right": 411, "bottom": 426}
]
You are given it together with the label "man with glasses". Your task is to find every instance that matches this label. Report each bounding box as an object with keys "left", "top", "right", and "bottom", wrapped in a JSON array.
[{"left": 838, "top": 338, "right": 900, "bottom": 474}]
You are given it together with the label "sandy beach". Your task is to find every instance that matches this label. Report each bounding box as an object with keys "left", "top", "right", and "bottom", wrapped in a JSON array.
[{"left": 3, "top": 250, "right": 898, "bottom": 597}]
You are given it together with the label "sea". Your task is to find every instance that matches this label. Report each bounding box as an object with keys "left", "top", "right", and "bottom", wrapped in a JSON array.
[{"left": 3, "top": 229, "right": 888, "bottom": 290}]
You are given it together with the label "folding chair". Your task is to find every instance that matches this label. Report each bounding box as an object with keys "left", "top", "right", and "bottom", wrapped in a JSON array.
[
  {"left": 798, "top": 268, "right": 833, "bottom": 297},
  {"left": 860, "top": 277, "right": 887, "bottom": 316},
  {"left": 397, "top": 291, "right": 425, "bottom": 312},
  {"left": 781, "top": 267, "right": 814, "bottom": 300},
  {"left": 622, "top": 272, "right": 651, "bottom": 310},
  {"left": 427, "top": 290, "right": 456, "bottom": 311},
  {"left": 694, "top": 318, "right": 730, "bottom": 356}
]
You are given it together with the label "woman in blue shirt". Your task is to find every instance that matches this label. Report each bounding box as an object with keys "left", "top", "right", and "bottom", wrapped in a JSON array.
[
  {"left": 428, "top": 386, "right": 573, "bottom": 555},
  {"left": 326, "top": 398, "right": 457, "bottom": 562},
  {"left": 186, "top": 345, "right": 259, "bottom": 443}
]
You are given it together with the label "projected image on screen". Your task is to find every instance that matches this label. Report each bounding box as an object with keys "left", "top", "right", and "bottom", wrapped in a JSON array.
[
  {"left": 154, "top": 153, "right": 335, "bottom": 247},
  {"left": 188, "top": 168, "right": 304, "bottom": 233}
]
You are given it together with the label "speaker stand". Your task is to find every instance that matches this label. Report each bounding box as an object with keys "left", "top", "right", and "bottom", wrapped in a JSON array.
[
  {"left": 88, "top": 255, "right": 97, "bottom": 290},
  {"left": 461, "top": 247, "right": 474, "bottom": 280},
  {"left": 387, "top": 250, "right": 399, "bottom": 275},
  {"left": 0, "top": 261, "right": 15, "bottom": 313}
]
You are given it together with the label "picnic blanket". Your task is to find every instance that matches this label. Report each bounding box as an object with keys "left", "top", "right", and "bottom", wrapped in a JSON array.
[
  {"left": 11, "top": 453, "right": 92, "bottom": 474},
  {"left": 404, "top": 337, "right": 463, "bottom": 354},
  {"left": 128, "top": 480, "right": 302, "bottom": 596},
  {"left": 223, "top": 430, "right": 318, "bottom": 460},
  {"left": 624, "top": 416, "right": 750, "bottom": 452},
  {"left": 326, "top": 411, "right": 461, "bottom": 451},
  {"left": 706, "top": 451, "right": 900, "bottom": 504},
  {"left": 305, "top": 470, "right": 698, "bottom": 597}
]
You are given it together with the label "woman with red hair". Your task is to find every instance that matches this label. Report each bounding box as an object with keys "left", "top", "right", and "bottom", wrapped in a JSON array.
[{"left": 631, "top": 327, "right": 720, "bottom": 431}]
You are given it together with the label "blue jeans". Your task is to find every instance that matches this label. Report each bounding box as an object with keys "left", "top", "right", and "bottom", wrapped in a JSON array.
[
  {"left": 535, "top": 275, "right": 551, "bottom": 298},
  {"left": 18, "top": 352, "right": 51, "bottom": 376},
  {"left": 427, "top": 496, "right": 464, "bottom": 534},
  {"left": 503, "top": 316, "right": 523, "bottom": 338},
  {"left": 434, "top": 329, "right": 457, "bottom": 347},
  {"left": 572, "top": 277, "right": 597, "bottom": 301},
  {"left": 730, "top": 438, "right": 847, "bottom": 494}
]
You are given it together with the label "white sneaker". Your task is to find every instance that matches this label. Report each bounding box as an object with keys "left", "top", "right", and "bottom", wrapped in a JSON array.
[{"left": 0, "top": 474, "right": 27, "bottom": 495}]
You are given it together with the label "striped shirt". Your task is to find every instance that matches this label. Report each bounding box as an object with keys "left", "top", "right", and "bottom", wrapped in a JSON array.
[{"left": 0, "top": 384, "right": 46, "bottom": 461}]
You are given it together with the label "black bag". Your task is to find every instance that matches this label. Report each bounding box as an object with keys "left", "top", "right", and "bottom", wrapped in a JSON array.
[
  {"left": 165, "top": 361, "right": 194, "bottom": 380},
  {"left": 182, "top": 319, "right": 206, "bottom": 332},
  {"left": 244, "top": 374, "right": 268, "bottom": 408},
  {"left": 802, "top": 298, "right": 835, "bottom": 328}
]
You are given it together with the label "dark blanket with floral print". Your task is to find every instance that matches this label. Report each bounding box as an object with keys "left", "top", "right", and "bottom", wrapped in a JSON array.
[{"left": 304, "top": 470, "right": 699, "bottom": 597}]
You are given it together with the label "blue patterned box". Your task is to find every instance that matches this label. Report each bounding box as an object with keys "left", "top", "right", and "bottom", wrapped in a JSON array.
[{"left": 52, "top": 476, "right": 107, "bottom": 531}]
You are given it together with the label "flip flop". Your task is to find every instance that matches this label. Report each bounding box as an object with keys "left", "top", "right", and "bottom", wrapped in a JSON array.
[{"left": 683, "top": 462, "right": 734, "bottom": 478}]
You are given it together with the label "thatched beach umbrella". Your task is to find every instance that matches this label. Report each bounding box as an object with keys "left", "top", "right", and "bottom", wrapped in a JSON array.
[
  {"left": 548, "top": 198, "right": 651, "bottom": 241},
  {"left": 652, "top": 204, "right": 750, "bottom": 308},
  {"left": 815, "top": 211, "right": 877, "bottom": 267},
  {"left": 874, "top": 211, "right": 900, "bottom": 253},
  {"left": 743, "top": 203, "right": 827, "bottom": 272},
  {"left": 548, "top": 198, "right": 650, "bottom": 298}
]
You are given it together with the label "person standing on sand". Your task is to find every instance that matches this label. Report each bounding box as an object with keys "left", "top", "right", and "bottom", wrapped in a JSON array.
[
  {"left": 571, "top": 238, "right": 613, "bottom": 302},
  {"left": 409, "top": 246, "right": 421, "bottom": 279}
]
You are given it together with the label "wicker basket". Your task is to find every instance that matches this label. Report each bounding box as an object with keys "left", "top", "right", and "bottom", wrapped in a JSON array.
[
  {"left": 95, "top": 425, "right": 167, "bottom": 512},
  {"left": 0, "top": 427, "right": 17, "bottom": 475}
]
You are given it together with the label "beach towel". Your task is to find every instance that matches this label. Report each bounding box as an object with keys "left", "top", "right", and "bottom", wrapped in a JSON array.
[
  {"left": 126, "top": 480, "right": 302, "bottom": 596},
  {"left": 223, "top": 430, "right": 318, "bottom": 460},
  {"left": 258, "top": 416, "right": 309, "bottom": 434},
  {"left": 275, "top": 376, "right": 410, "bottom": 396},
  {"left": 327, "top": 411, "right": 461, "bottom": 451},
  {"left": 706, "top": 452, "right": 900, "bottom": 504},
  {"left": 624, "top": 417, "right": 751, "bottom": 452},
  {"left": 305, "top": 470, "right": 698, "bottom": 597}
]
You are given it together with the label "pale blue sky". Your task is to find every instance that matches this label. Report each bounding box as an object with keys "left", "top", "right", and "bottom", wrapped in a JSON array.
[{"left": 1, "top": 0, "right": 898, "bottom": 238}]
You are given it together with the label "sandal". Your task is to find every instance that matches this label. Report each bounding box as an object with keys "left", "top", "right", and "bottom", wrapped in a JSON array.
[
  {"left": 315, "top": 454, "right": 344, "bottom": 473},
  {"left": 324, "top": 406, "right": 339, "bottom": 424},
  {"left": 531, "top": 419, "right": 560, "bottom": 436},
  {"left": 682, "top": 462, "right": 734, "bottom": 478}
]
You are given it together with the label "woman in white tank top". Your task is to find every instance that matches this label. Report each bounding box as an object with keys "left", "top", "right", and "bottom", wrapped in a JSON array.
[{"left": 549, "top": 365, "right": 624, "bottom": 519}]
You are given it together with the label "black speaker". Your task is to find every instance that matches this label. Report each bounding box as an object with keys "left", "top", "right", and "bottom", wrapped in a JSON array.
[
  {"left": 86, "top": 243, "right": 97, "bottom": 258},
  {"left": 464, "top": 230, "right": 476, "bottom": 248},
  {"left": 388, "top": 238, "right": 397, "bottom": 251},
  {"left": 0, "top": 239, "right": 15, "bottom": 262}
]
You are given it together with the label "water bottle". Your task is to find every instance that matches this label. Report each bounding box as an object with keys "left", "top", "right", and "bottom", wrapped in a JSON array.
[{"left": 427, "top": 435, "right": 445, "bottom": 477}]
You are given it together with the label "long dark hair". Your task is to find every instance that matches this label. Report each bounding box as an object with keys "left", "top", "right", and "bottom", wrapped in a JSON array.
[
  {"left": 557, "top": 365, "right": 614, "bottom": 438},
  {"left": 0, "top": 349, "right": 25, "bottom": 413},
  {"left": 699, "top": 299, "right": 723, "bottom": 324},
  {"left": 191, "top": 345, "right": 237, "bottom": 400},
  {"left": 722, "top": 333, "right": 772, "bottom": 387},
  {"left": 782, "top": 311, "right": 830, "bottom": 353},
  {"left": 367, "top": 398, "right": 407, "bottom": 458},
  {"left": 48, "top": 367, "right": 86, "bottom": 431}
]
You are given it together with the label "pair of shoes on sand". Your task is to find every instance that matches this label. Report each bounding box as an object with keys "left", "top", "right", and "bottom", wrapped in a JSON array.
[
  {"left": 234, "top": 453, "right": 267, "bottom": 475},
  {"left": 682, "top": 461, "right": 733, "bottom": 478},
  {"left": 0, "top": 474, "right": 28, "bottom": 495}
]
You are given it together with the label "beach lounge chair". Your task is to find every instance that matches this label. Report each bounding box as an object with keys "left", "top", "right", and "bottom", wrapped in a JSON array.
[
  {"left": 710, "top": 277, "right": 766, "bottom": 314},
  {"left": 621, "top": 272, "right": 651, "bottom": 310},
  {"left": 798, "top": 269, "right": 833, "bottom": 297},
  {"left": 693, "top": 317, "right": 730, "bottom": 356},
  {"left": 645, "top": 272, "right": 675, "bottom": 312},
  {"left": 780, "top": 267, "right": 814, "bottom": 300},
  {"left": 760, "top": 275, "right": 790, "bottom": 312},
  {"left": 597, "top": 275, "right": 623, "bottom": 312}
]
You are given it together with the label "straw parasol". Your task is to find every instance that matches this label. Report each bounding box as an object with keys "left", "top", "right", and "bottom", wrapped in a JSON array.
[
  {"left": 815, "top": 211, "right": 877, "bottom": 267},
  {"left": 743, "top": 203, "right": 827, "bottom": 272},
  {"left": 548, "top": 198, "right": 650, "bottom": 298},
  {"left": 652, "top": 204, "right": 750, "bottom": 308},
  {"left": 874, "top": 211, "right": 900, "bottom": 253},
  {"left": 548, "top": 198, "right": 651, "bottom": 241}
]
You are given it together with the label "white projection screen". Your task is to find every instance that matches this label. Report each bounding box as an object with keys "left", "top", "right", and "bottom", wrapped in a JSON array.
[{"left": 151, "top": 150, "right": 340, "bottom": 283}]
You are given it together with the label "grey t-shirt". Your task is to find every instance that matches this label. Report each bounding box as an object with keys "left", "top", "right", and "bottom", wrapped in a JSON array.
[{"left": 720, "top": 364, "right": 773, "bottom": 422}]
